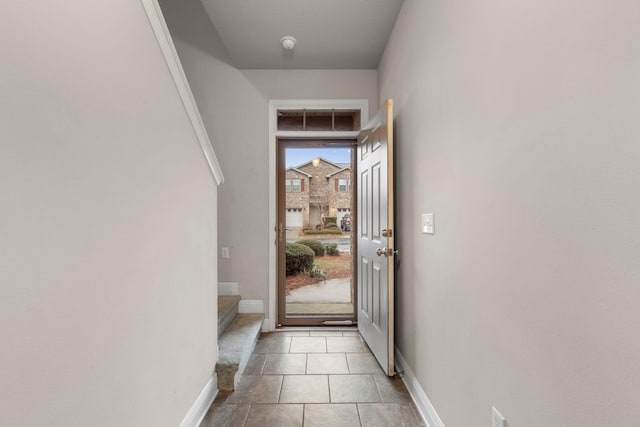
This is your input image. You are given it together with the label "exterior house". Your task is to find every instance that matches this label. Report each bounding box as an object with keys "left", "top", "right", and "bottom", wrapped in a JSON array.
[{"left": 285, "top": 158, "right": 352, "bottom": 228}]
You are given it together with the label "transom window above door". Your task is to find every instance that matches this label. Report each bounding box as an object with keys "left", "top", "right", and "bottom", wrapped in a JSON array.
[{"left": 277, "top": 109, "right": 361, "bottom": 132}]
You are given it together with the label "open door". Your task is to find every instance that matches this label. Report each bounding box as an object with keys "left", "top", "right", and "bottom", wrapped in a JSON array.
[{"left": 357, "top": 99, "right": 396, "bottom": 376}]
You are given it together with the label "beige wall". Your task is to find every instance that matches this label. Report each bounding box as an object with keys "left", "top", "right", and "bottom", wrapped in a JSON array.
[
  {"left": 160, "top": 0, "right": 377, "bottom": 310},
  {"left": 0, "top": 1, "right": 218, "bottom": 426},
  {"left": 378, "top": 0, "right": 640, "bottom": 425}
]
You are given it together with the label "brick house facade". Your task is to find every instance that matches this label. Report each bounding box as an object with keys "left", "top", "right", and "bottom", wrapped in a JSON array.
[{"left": 285, "top": 158, "right": 353, "bottom": 228}]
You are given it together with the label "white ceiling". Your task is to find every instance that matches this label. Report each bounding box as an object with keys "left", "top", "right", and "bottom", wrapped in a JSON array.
[{"left": 199, "top": 0, "right": 404, "bottom": 69}]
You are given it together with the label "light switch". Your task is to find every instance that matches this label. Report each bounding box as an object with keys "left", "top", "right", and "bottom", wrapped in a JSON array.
[
  {"left": 422, "top": 213, "right": 434, "bottom": 234},
  {"left": 221, "top": 247, "right": 230, "bottom": 259}
]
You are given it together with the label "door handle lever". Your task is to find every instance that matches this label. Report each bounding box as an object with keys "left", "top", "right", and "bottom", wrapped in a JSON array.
[{"left": 376, "top": 248, "right": 399, "bottom": 257}]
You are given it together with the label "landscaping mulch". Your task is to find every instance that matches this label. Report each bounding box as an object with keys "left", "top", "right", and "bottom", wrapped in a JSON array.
[{"left": 285, "top": 253, "right": 352, "bottom": 295}]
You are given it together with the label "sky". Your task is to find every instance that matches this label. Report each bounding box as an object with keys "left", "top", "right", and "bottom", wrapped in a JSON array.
[{"left": 285, "top": 147, "right": 351, "bottom": 167}]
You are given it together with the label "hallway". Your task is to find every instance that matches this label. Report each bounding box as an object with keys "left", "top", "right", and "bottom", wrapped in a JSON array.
[{"left": 202, "top": 330, "right": 425, "bottom": 426}]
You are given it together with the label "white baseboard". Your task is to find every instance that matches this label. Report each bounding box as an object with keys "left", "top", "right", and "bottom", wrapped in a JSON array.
[
  {"left": 179, "top": 373, "right": 218, "bottom": 427},
  {"left": 238, "top": 299, "right": 264, "bottom": 314},
  {"left": 395, "top": 349, "right": 445, "bottom": 427},
  {"left": 218, "top": 282, "right": 239, "bottom": 296},
  {"left": 262, "top": 318, "right": 271, "bottom": 332}
]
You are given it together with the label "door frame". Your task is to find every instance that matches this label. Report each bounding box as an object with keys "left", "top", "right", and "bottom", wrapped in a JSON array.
[
  {"left": 277, "top": 138, "right": 358, "bottom": 327},
  {"left": 268, "top": 99, "right": 369, "bottom": 331}
]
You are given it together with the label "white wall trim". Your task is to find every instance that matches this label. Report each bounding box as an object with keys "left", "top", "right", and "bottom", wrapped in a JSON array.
[
  {"left": 178, "top": 373, "right": 218, "bottom": 427},
  {"left": 238, "top": 299, "right": 264, "bottom": 314},
  {"left": 395, "top": 349, "right": 445, "bottom": 427},
  {"left": 267, "top": 99, "right": 369, "bottom": 331},
  {"left": 218, "top": 282, "right": 239, "bottom": 296},
  {"left": 140, "top": 0, "right": 224, "bottom": 186}
]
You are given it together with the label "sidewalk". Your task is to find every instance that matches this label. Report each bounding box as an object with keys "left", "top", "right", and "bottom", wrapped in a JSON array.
[{"left": 286, "top": 278, "right": 351, "bottom": 304}]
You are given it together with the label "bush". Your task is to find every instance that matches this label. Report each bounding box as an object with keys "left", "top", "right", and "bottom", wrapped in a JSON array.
[
  {"left": 324, "top": 216, "right": 337, "bottom": 227},
  {"left": 309, "top": 263, "right": 326, "bottom": 278},
  {"left": 303, "top": 229, "right": 343, "bottom": 235},
  {"left": 325, "top": 243, "right": 339, "bottom": 256},
  {"left": 296, "top": 239, "right": 325, "bottom": 256},
  {"left": 285, "top": 243, "right": 315, "bottom": 275}
]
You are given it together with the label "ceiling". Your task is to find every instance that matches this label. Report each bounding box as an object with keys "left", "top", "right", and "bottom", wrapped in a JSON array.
[{"left": 199, "top": 0, "right": 405, "bottom": 69}]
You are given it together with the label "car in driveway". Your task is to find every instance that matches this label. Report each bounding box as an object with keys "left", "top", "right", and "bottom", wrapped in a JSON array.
[{"left": 340, "top": 214, "right": 352, "bottom": 231}]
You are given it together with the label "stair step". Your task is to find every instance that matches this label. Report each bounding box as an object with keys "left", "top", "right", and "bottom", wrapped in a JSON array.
[
  {"left": 218, "top": 295, "right": 241, "bottom": 337},
  {"left": 215, "top": 313, "right": 264, "bottom": 391}
]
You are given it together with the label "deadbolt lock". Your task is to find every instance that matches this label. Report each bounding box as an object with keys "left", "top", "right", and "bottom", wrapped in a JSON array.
[{"left": 382, "top": 228, "right": 393, "bottom": 237}]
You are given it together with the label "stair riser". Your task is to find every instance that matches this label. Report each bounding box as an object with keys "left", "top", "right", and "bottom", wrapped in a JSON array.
[{"left": 217, "top": 305, "right": 238, "bottom": 338}]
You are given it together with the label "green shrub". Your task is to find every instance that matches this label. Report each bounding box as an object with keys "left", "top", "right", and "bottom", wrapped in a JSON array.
[
  {"left": 325, "top": 243, "right": 339, "bottom": 256},
  {"left": 296, "top": 239, "right": 325, "bottom": 256},
  {"left": 324, "top": 216, "right": 337, "bottom": 227},
  {"left": 285, "top": 243, "right": 315, "bottom": 275},
  {"left": 303, "top": 229, "right": 343, "bottom": 235},
  {"left": 309, "top": 263, "right": 326, "bottom": 278}
]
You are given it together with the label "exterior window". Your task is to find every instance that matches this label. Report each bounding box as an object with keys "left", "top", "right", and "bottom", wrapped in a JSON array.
[
  {"left": 286, "top": 179, "right": 302, "bottom": 192},
  {"left": 338, "top": 178, "right": 351, "bottom": 192}
]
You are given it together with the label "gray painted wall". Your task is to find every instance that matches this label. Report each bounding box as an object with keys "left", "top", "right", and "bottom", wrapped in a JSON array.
[
  {"left": 378, "top": 0, "right": 640, "bottom": 425},
  {"left": 160, "top": 0, "right": 377, "bottom": 312},
  {"left": 0, "top": 1, "right": 218, "bottom": 425}
]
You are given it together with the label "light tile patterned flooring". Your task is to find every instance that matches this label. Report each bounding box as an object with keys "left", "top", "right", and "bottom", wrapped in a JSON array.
[{"left": 202, "top": 330, "right": 425, "bottom": 427}]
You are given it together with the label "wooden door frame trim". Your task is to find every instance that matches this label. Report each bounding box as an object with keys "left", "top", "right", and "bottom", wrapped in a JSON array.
[
  {"left": 276, "top": 138, "right": 358, "bottom": 327},
  {"left": 268, "top": 99, "right": 369, "bottom": 331}
]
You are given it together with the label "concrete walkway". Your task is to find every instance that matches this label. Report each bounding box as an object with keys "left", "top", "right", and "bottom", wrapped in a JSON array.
[{"left": 286, "top": 278, "right": 351, "bottom": 303}]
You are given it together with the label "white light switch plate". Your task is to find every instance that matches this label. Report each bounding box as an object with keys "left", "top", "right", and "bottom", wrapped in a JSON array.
[
  {"left": 221, "top": 247, "right": 230, "bottom": 259},
  {"left": 422, "top": 213, "right": 434, "bottom": 234}
]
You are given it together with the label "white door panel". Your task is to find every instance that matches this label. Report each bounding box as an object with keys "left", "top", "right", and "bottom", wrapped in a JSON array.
[{"left": 357, "top": 100, "right": 395, "bottom": 376}]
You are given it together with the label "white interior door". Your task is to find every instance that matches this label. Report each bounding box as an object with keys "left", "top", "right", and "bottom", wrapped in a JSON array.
[{"left": 357, "top": 99, "right": 395, "bottom": 376}]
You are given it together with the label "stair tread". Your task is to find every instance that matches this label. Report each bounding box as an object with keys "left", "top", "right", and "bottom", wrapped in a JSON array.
[
  {"left": 217, "top": 313, "right": 263, "bottom": 364},
  {"left": 218, "top": 295, "right": 241, "bottom": 322},
  {"left": 216, "top": 313, "right": 263, "bottom": 391}
]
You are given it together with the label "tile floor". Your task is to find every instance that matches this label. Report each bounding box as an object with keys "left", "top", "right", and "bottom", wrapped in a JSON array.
[{"left": 201, "top": 330, "right": 425, "bottom": 427}]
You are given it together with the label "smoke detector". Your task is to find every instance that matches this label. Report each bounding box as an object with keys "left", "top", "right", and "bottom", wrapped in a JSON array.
[{"left": 280, "top": 36, "right": 297, "bottom": 50}]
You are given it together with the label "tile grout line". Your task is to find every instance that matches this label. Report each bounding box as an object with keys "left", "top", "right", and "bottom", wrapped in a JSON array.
[
  {"left": 241, "top": 403, "right": 250, "bottom": 427},
  {"left": 355, "top": 402, "right": 364, "bottom": 427},
  {"left": 371, "top": 373, "right": 384, "bottom": 403},
  {"left": 276, "top": 374, "right": 285, "bottom": 404}
]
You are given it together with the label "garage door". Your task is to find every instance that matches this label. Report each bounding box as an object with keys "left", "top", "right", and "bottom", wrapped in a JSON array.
[
  {"left": 337, "top": 208, "right": 351, "bottom": 226},
  {"left": 286, "top": 208, "right": 303, "bottom": 228}
]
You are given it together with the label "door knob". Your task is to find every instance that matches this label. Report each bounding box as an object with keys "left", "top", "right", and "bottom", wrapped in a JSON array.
[{"left": 376, "top": 247, "right": 399, "bottom": 257}]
